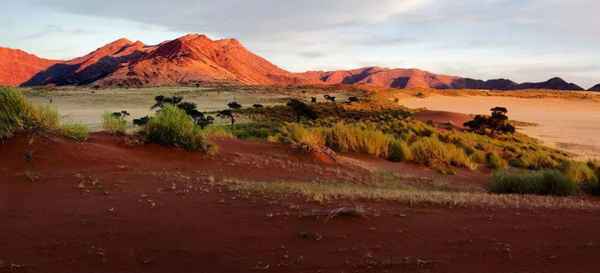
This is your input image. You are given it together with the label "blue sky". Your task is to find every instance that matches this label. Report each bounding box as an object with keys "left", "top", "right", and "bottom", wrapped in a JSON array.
[{"left": 2, "top": 0, "right": 599, "bottom": 87}]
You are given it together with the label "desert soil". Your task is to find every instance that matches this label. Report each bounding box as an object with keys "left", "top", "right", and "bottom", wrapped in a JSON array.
[
  {"left": 400, "top": 94, "right": 600, "bottom": 160},
  {"left": 1, "top": 133, "right": 600, "bottom": 273}
]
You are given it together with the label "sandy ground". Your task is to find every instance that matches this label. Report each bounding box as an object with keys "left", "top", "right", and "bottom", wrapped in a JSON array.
[
  {"left": 400, "top": 94, "right": 600, "bottom": 160},
  {"left": 2, "top": 133, "right": 600, "bottom": 273}
]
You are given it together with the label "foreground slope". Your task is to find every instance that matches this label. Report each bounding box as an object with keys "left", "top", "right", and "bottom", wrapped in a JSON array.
[{"left": 1, "top": 133, "right": 599, "bottom": 273}]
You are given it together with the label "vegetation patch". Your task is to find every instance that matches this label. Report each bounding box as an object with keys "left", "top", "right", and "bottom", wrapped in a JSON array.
[
  {"left": 489, "top": 170, "right": 577, "bottom": 196},
  {"left": 143, "top": 105, "right": 216, "bottom": 153}
]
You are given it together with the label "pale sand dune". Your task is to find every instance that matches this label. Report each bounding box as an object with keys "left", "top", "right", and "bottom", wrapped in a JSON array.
[{"left": 401, "top": 95, "right": 600, "bottom": 160}]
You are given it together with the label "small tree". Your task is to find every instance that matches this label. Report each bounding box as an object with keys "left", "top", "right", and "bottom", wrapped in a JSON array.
[
  {"left": 217, "top": 110, "right": 236, "bottom": 127},
  {"left": 253, "top": 104, "right": 264, "bottom": 108},
  {"left": 347, "top": 96, "right": 359, "bottom": 103},
  {"left": 287, "top": 99, "right": 318, "bottom": 122},
  {"left": 228, "top": 101, "right": 242, "bottom": 110},
  {"left": 311, "top": 97, "right": 317, "bottom": 103},
  {"left": 324, "top": 95, "right": 336, "bottom": 103},
  {"left": 464, "top": 107, "right": 515, "bottom": 135}
]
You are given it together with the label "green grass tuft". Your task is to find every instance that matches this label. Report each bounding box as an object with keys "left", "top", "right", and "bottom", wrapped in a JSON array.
[{"left": 388, "top": 139, "right": 412, "bottom": 162}]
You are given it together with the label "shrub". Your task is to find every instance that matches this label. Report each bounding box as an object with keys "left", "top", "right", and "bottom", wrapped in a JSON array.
[
  {"left": 486, "top": 152, "right": 507, "bottom": 170},
  {"left": 61, "top": 123, "right": 90, "bottom": 142},
  {"left": 388, "top": 139, "right": 412, "bottom": 162},
  {"left": 144, "top": 105, "right": 214, "bottom": 152},
  {"left": 102, "top": 112, "right": 127, "bottom": 134},
  {"left": 489, "top": 170, "right": 577, "bottom": 196},
  {"left": 410, "top": 137, "right": 475, "bottom": 170}
]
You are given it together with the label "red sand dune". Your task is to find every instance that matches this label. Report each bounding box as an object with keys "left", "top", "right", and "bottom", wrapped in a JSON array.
[{"left": 2, "top": 133, "right": 600, "bottom": 273}]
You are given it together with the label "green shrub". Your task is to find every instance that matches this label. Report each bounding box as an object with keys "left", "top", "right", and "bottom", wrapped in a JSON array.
[
  {"left": 102, "top": 112, "right": 128, "bottom": 134},
  {"left": 486, "top": 152, "right": 507, "bottom": 170},
  {"left": 144, "top": 105, "right": 214, "bottom": 152},
  {"left": 410, "top": 137, "right": 476, "bottom": 170},
  {"left": 489, "top": 170, "right": 577, "bottom": 196},
  {"left": 388, "top": 139, "right": 412, "bottom": 162},
  {"left": 61, "top": 123, "right": 90, "bottom": 142}
]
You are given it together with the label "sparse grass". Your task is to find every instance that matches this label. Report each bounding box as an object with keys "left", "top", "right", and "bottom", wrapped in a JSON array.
[
  {"left": 201, "top": 126, "right": 235, "bottom": 140},
  {"left": 60, "top": 123, "right": 90, "bottom": 141},
  {"left": 143, "top": 105, "right": 216, "bottom": 153},
  {"left": 489, "top": 170, "right": 577, "bottom": 196},
  {"left": 221, "top": 178, "right": 598, "bottom": 210},
  {"left": 102, "top": 112, "right": 127, "bottom": 134}
]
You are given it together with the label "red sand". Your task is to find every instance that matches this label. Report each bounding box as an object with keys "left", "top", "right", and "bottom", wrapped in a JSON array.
[{"left": 1, "top": 133, "right": 600, "bottom": 273}]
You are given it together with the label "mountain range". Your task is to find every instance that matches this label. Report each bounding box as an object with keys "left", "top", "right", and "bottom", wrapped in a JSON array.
[{"left": 0, "top": 34, "right": 597, "bottom": 91}]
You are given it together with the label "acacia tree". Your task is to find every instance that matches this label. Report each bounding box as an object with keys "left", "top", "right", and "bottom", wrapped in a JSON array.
[
  {"left": 323, "top": 95, "right": 336, "bottom": 103},
  {"left": 464, "top": 106, "right": 515, "bottom": 135},
  {"left": 217, "top": 110, "right": 236, "bottom": 127},
  {"left": 287, "top": 99, "right": 318, "bottom": 122}
]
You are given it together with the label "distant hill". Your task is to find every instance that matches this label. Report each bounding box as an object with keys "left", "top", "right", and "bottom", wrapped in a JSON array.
[
  {"left": 589, "top": 84, "right": 600, "bottom": 91},
  {"left": 0, "top": 47, "right": 58, "bottom": 86},
  {"left": 0, "top": 33, "right": 594, "bottom": 91}
]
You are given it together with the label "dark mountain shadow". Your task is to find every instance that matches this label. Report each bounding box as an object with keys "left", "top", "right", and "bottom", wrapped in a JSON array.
[{"left": 21, "top": 48, "right": 146, "bottom": 87}]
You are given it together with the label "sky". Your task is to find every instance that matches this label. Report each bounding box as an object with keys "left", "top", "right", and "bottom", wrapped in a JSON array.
[{"left": 2, "top": 0, "right": 599, "bottom": 88}]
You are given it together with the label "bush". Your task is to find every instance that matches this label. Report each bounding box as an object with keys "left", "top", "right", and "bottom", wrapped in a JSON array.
[
  {"left": 1, "top": 87, "right": 59, "bottom": 138},
  {"left": 388, "top": 140, "right": 412, "bottom": 162},
  {"left": 102, "top": 112, "right": 128, "bottom": 134},
  {"left": 486, "top": 152, "right": 507, "bottom": 170},
  {"left": 561, "top": 161, "right": 598, "bottom": 194},
  {"left": 489, "top": 170, "right": 577, "bottom": 196},
  {"left": 144, "top": 105, "right": 215, "bottom": 152},
  {"left": 410, "top": 137, "right": 475, "bottom": 170},
  {"left": 61, "top": 123, "right": 90, "bottom": 141}
]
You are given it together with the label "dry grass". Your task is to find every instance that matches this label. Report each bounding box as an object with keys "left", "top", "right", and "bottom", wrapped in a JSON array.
[{"left": 220, "top": 178, "right": 600, "bottom": 210}]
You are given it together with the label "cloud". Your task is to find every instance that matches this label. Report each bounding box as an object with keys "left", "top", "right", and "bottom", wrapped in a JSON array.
[{"left": 33, "top": 0, "right": 430, "bottom": 38}]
